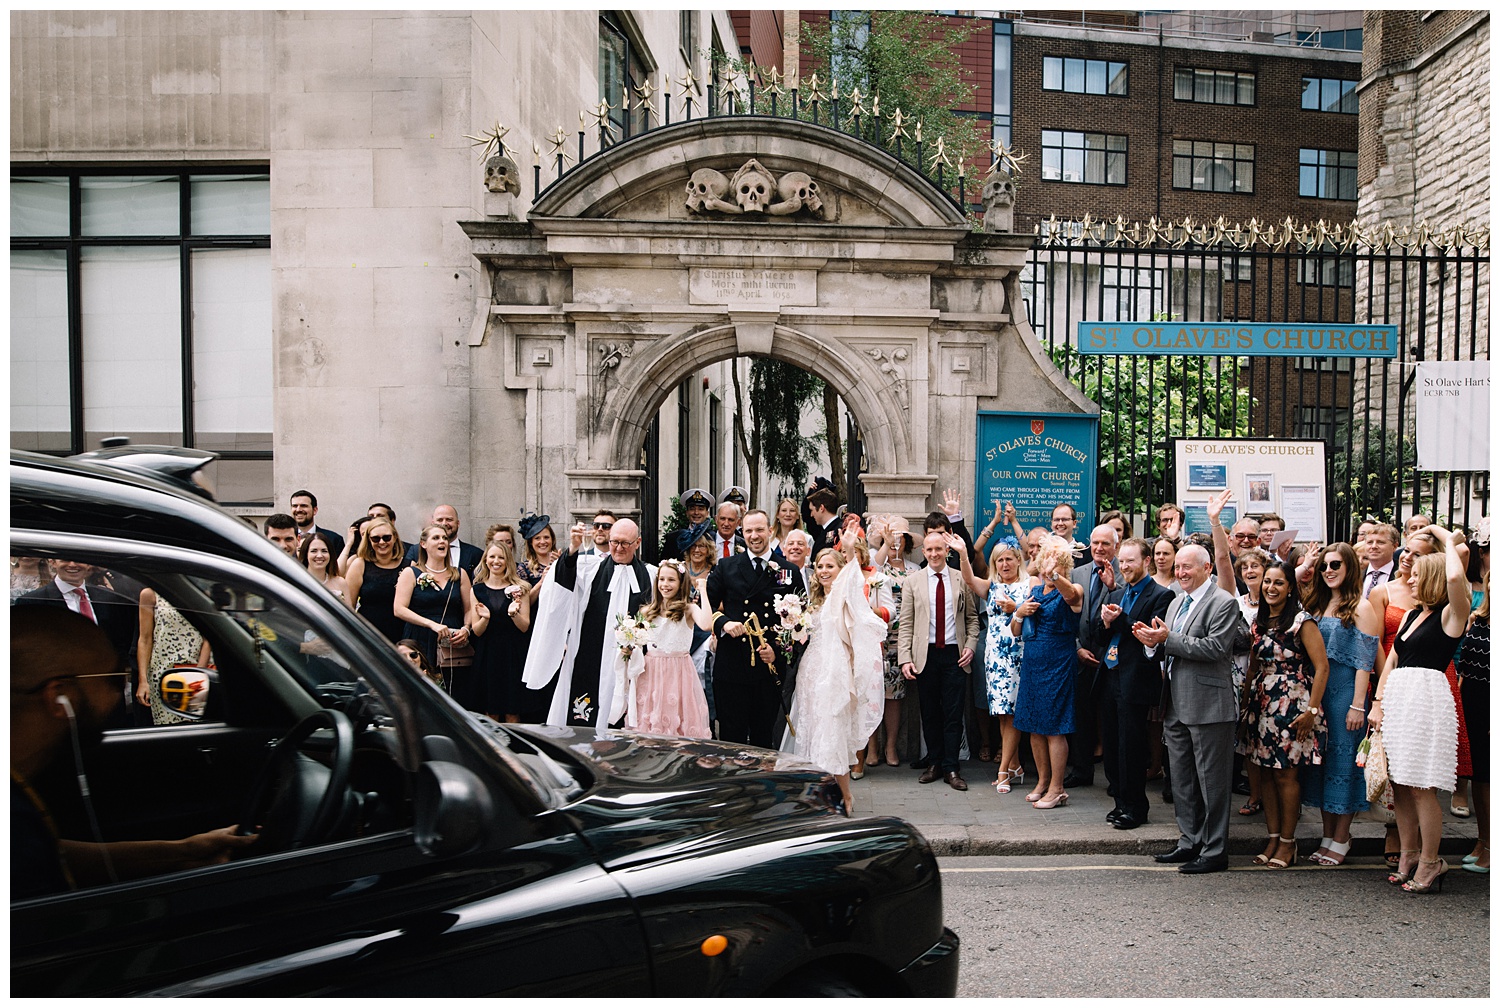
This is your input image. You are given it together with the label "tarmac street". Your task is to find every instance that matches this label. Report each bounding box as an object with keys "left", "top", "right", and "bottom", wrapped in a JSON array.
[{"left": 940, "top": 855, "right": 1490, "bottom": 998}]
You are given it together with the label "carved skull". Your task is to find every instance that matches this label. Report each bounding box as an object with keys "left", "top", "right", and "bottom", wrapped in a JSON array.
[
  {"left": 981, "top": 173, "right": 1016, "bottom": 208},
  {"left": 776, "top": 171, "right": 821, "bottom": 213},
  {"left": 484, "top": 154, "right": 521, "bottom": 196},
  {"left": 735, "top": 168, "right": 772, "bottom": 212},
  {"left": 685, "top": 168, "right": 729, "bottom": 212}
]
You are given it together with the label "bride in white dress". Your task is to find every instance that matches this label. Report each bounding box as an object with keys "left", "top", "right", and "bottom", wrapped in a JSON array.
[{"left": 781, "top": 528, "right": 888, "bottom": 809}]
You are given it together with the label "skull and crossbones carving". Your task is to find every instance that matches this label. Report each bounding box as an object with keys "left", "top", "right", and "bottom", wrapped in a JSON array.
[
  {"left": 484, "top": 154, "right": 521, "bottom": 196},
  {"left": 684, "top": 159, "right": 829, "bottom": 218}
]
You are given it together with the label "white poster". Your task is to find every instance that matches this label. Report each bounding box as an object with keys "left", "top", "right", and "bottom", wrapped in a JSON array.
[
  {"left": 1174, "top": 438, "right": 1326, "bottom": 542},
  {"left": 1415, "top": 361, "right": 1490, "bottom": 471}
]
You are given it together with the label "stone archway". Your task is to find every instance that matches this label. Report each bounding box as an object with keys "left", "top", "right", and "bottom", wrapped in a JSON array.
[{"left": 462, "top": 115, "right": 1092, "bottom": 526}]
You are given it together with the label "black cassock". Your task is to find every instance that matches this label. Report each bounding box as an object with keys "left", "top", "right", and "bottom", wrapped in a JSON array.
[{"left": 553, "top": 551, "right": 652, "bottom": 728}]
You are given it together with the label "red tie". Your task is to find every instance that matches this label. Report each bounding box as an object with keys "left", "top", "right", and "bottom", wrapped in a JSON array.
[
  {"left": 73, "top": 586, "right": 97, "bottom": 623},
  {"left": 722, "top": 540, "right": 730, "bottom": 558},
  {"left": 935, "top": 572, "right": 946, "bottom": 647}
]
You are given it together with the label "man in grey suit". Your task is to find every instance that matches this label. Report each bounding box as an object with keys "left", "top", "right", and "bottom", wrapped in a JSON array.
[
  {"left": 1131, "top": 543, "right": 1241, "bottom": 874},
  {"left": 1067, "top": 523, "right": 1121, "bottom": 788}
]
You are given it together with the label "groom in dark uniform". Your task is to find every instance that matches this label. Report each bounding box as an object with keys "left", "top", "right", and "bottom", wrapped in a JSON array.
[
  {"left": 523, "top": 518, "right": 654, "bottom": 728},
  {"left": 706, "top": 508, "right": 796, "bottom": 747}
]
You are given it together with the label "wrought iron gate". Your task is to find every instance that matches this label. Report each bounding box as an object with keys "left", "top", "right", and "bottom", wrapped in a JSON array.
[{"left": 1019, "top": 217, "right": 1489, "bottom": 540}]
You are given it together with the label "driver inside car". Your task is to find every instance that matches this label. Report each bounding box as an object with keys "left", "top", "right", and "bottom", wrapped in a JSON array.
[{"left": 11, "top": 607, "right": 257, "bottom": 899}]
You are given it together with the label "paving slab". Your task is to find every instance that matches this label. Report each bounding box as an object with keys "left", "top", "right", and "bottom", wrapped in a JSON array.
[{"left": 849, "top": 757, "right": 1480, "bottom": 857}]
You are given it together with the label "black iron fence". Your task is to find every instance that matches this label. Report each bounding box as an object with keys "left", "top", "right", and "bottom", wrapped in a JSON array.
[{"left": 1019, "top": 217, "right": 1490, "bottom": 539}]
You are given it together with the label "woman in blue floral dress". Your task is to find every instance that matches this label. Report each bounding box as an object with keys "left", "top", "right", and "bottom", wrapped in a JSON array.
[
  {"left": 1300, "top": 542, "right": 1381, "bottom": 866},
  {"left": 1238, "top": 561, "right": 1330, "bottom": 869},
  {"left": 957, "top": 536, "right": 1030, "bottom": 793}
]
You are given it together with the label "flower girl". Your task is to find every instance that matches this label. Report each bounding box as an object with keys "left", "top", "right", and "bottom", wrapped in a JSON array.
[{"left": 626, "top": 560, "right": 714, "bottom": 737}]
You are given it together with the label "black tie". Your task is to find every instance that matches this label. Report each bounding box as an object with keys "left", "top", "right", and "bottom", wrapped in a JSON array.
[{"left": 754, "top": 557, "right": 764, "bottom": 575}]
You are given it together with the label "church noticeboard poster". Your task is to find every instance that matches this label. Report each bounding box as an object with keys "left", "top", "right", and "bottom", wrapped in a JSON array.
[
  {"left": 1414, "top": 360, "right": 1490, "bottom": 471},
  {"left": 1171, "top": 438, "right": 1328, "bottom": 542},
  {"left": 977, "top": 412, "right": 1098, "bottom": 534}
]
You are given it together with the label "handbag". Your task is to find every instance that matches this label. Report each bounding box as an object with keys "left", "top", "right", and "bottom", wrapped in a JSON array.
[
  {"left": 1363, "top": 728, "right": 1393, "bottom": 808},
  {"left": 433, "top": 570, "right": 475, "bottom": 669}
]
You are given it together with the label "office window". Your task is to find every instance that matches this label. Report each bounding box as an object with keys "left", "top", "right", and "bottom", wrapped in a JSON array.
[
  {"left": 1173, "top": 67, "right": 1255, "bottom": 106},
  {"left": 992, "top": 19, "right": 1013, "bottom": 147},
  {"left": 1299, "top": 148, "right": 1357, "bottom": 200},
  {"left": 679, "top": 10, "right": 697, "bottom": 59},
  {"left": 1303, "top": 28, "right": 1362, "bottom": 50},
  {"left": 1297, "top": 357, "right": 1354, "bottom": 373},
  {"left": 1298, "top": 256, "right": 1355, "bottom": 287},
  {"left": 1040, "top": 130, "right": 1127, "bottom": 185},
  {"left": 1221, "top": 255, "right": 1252, "bottom": 281},
  {"left": 600, "top": 13, "right": 650, "bottom": 137},
  {"left": 1301, "top": 77, "right": 1358, "bottom": 114},
  {"left": 1042, "top": 56, "right": 1128, "bottom": 95},
  {"left": 10, "top": 170, "right": 272, "bottom": 502},
  {"left": 1172, "top": 140, "right": 1255, "bottom": 193},
  {"left": 1297, "top": 405, "right": 1350, "bottom": 446}
]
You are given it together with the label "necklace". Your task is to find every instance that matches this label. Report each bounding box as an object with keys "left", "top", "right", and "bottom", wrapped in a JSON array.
[{"left": 421, "top": 562, "right": 448, "bottom": 576}]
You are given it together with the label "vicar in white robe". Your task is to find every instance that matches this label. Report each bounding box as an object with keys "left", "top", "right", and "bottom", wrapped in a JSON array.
[{"left": 523, "top": 518, "right": 656, "bottom": 729}]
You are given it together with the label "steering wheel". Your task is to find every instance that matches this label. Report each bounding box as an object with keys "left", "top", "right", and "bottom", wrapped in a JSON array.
[{"left": 238, "top": 709, "right": 355, "bottom": 852}]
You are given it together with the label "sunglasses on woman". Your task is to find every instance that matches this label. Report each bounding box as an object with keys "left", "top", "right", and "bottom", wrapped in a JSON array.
[
  {"left": 368, "top": 534, "right": 394, "bottom": 543},
  {"left": 1318, "top": 559, "right": 1344, "bottom": 571}
]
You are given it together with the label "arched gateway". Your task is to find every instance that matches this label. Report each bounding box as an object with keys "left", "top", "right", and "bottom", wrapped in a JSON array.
[{"left": 461, "top": 116, "right": 1091, "bottom": 526}]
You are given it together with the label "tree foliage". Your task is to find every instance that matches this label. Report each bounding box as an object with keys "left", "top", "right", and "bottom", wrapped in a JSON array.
[
  {"left": 730, "top": 357, "right": 827, "bottom": 510},
  {"left": 799, "top": 11, "right": 989, "bottom": 173},
  {"left": 1047, "top": 344, "right": 1255, "bottom": 519},
  {"left": 1333, "top": 425, "right": 1416, "bottom": 530}
]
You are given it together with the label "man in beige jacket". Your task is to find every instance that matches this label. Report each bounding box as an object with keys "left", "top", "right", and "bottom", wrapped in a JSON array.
[{"left": 898, "top": 531, "right": 980, "bottom": 790}]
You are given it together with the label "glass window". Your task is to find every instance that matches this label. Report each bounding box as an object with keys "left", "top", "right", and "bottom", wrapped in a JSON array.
[
  {"left": 191, "top": 248, "right": 274, "bottom": 452},
  {"left": 1173, "top": 67, "right": 1255, "bottom": 106},
  {"left": 1172, "top": 140, "right": 1254, "bottom": 193},
  {"left": 1042, "top": 56, "right": 1127, "bottom": 96},
  {"left": 1041, "top": 130, "right": 1127, "bottom": 185},
  {"left": 1299, "top": 148, "right": 1357, "bottom": 200},
  {"left": 11, "top": 177, "right": 70, "bottom": 237},
  {"left": 599, "top": 14, "right": 649, "bottom": 138},
  {"left": 190, "top": 175, "right": 271, "bottom": 235},
  {"left": 11, "top": 250, "right": 72, "bottom": 452},
  {"left": 80, "top": 247, "right": 184, "bottom": 446},
  {"left": 1301, "top": 77, "right": 1358, "bottom": 114},
  {"left": 1298, "top": 256, "right": 1355, "bottom": 287},
  {"left": 81, "top": 176, "right": 179, "bottom": 236},
  {"left": 11, "top": 169, "right": 272, "bottom": 502}
]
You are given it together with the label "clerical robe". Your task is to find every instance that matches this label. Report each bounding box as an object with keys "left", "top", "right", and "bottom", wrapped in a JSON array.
[{"left": 522, "top": 550, "right": 655, "bottom": 728}]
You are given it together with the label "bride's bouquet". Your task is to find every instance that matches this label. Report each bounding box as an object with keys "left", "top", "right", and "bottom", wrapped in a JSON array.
[
  {"left": 613, "top": 613, "right": 655, "bottom": 661},
  {"left": 771, "top": 593, "right": 811, "bottom": 650}
]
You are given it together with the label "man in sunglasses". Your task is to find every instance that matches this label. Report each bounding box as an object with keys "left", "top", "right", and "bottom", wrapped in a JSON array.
[
  {"left": 577, "top": 510, "right": 618, "bottom": 556},
  {"left": 11, "top": 607, "right": 256, "bottom": 898}
]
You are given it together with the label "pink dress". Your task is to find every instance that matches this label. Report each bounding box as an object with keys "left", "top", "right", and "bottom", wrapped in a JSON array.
[{"left": 627, "top": 616, "right": 711, "bottom": 738}]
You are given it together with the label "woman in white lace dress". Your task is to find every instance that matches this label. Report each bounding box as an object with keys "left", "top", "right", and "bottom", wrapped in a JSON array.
[{"left": 781, "top": 528, "right": 888, "bottom": 809}]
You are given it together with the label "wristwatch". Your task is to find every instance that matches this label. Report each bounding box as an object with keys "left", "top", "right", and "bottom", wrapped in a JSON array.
[{"left": 1307, "top": 706, "right": 1322, "bottom": 716}]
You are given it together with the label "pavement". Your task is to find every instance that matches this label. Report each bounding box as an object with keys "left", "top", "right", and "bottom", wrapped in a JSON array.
[{"left": 848, "top": 756, "right": 1482, "bottom": 858}]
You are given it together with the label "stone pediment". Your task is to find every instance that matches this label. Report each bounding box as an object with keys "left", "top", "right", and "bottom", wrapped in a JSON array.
[{"left": 528, "top": 117, "right": 969, "bottom": 229}]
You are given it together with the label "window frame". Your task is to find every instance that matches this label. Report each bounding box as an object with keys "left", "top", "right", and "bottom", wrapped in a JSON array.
[
  {"left": 1172, "top": 66, "right": 1256, "bottom": 106},
  {"left": 1171, "top": 139, "right": 1256, "bottom": 194},
  {"left": 1300, "top": 76, "right": 1359, "bottom": 114},
  {"left": 10, "top": 166, "right": 272, "bottom": 496},
  {"left": 1040, "top": 130, "right": 1128, "bottom": 186},
  {"left": 1041, "top": 55, "right": 1129, "bottom": 96},
  {"left": 1298, "top": 148, "right": 1358, "bottom": 200}
]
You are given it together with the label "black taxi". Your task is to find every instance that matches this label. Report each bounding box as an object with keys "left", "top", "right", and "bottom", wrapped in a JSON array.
[{"left": 9, "top": 448, "right": 958, "bottom": 996}]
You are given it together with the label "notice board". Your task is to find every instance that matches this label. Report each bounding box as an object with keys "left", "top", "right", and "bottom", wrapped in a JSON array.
[
  {"left": 977, "top": 412, "right": 1099, "bottom": 535},
  {"left": 1171, "top": 437, "right": 1328, "bottom": 542}
]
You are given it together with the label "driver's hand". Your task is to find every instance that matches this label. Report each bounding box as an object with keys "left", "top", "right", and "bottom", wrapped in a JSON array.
[{"left": 175, "top": 825, "right": 258, "bottom": 868}]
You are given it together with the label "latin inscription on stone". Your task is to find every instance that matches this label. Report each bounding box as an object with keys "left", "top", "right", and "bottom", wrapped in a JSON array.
[{"left": 689, "top": 267, "right": 816, "bottom": 306}]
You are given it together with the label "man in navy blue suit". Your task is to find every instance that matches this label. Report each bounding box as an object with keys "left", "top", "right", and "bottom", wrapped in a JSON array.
[
  {"left": 706, "top": 508, "right": 795, "bottom": 748},
  {"left": 1083, "top": 537, "right": 1173, "bottom": 829}
]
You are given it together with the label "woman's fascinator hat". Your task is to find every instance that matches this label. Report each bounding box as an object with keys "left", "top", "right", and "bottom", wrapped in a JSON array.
[{"left": 518, "top": 512, "right": 551, "bottom": 542}]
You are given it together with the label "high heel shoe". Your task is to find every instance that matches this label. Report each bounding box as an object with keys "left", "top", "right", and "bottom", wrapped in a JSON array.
[
  {"left": 1266, "top": 839, "right": 1299, "bottom": 869},
  {"left": 1251, "top": 834, "right": 1282, "bottom": 866},
  {"left": 1402, "top": 858, "right": 1449, "bottom": 893},
  {"left": 994, "top": 770, "right": 1013, "bottom": 794},
  {"left": 1009, "top": 765, "right": 1025, "bottom": 785},
  {"left": 1024, "top": 789, "right": 1043, "bottom": 802},
  {"left": 1311, "top": 838, "right": 1351, "bottom": 866},
  {"left": 1388, "top": 849, "right": 1420, "bottom": 885},
  {"left": 1033, "top": 792, "right": 1069, "bottom": 809}
]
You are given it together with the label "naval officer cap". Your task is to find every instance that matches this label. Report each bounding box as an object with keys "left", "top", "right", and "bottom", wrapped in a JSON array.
[
  {"left": 721, "top": 485, "right": 749, "bottom": 506},
  {"left": 681, "top": 488, "right": 715, "bottom": 510}
]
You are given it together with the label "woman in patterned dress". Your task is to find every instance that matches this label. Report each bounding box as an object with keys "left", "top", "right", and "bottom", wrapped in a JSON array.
[
  {"left": 1011, "top": 535, "right": 1084, "bottom": 810},
  {"left": 1239, "top": 561, "right": 1330, "bottom": 869},
  {"left": 1300, "top": 542, "right": 1382, "bottom": 866},
  {"left": 957, "top": 536, "right": 1029, "bottom": 793},
  {"left": 135, "top": 588, "right": 211, "bottom": 725},
  {"left": 864, "top": 516, "right": 916, "bottom": 768}
]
